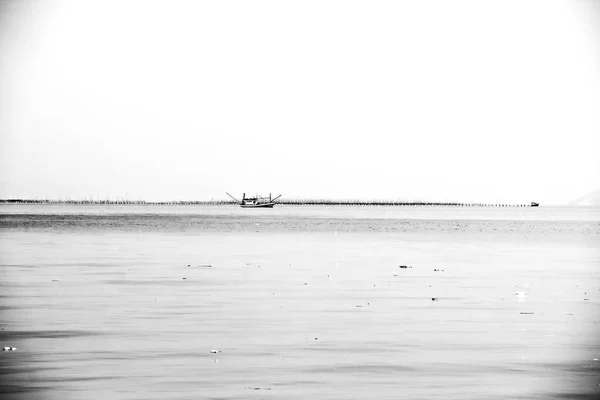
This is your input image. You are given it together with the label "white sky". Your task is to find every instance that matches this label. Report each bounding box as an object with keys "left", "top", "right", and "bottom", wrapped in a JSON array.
[{"left": 1, "top": 0, "right": 598, "bottom": 203}]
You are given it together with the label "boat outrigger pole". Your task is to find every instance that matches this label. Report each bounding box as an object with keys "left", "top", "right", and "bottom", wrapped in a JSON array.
[
  {"left": 271, "top": 194, "right": 282, "bottom": 202},
  {"left": 225, "top": 192, "right": 241, "bottom": 204}
]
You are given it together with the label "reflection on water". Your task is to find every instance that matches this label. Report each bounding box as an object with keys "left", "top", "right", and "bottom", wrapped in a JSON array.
[{"left": 0, "top": 206, "right": 599, "bottom": 399}]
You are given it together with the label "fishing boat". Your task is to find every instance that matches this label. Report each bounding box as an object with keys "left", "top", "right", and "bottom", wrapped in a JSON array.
[
  {"left": 226, "top": 192, "right": 281, "bottom": 208},
  {"left": 530, "top": 202, "right": 539, "bottom": 207}
]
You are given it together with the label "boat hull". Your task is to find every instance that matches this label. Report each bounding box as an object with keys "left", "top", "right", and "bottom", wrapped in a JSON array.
[{"left": 240, "top": 203, "right": 275, "bottom": 208}]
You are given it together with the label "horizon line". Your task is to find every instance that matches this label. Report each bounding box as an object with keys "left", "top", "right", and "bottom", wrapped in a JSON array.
[{"left": 0, "top": 198, "right": 541, "bottom": 207}]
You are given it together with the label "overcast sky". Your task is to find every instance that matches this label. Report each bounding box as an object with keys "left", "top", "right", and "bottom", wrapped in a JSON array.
[{"left": 1, "top": 0, "right": 598, "bottom": 204}]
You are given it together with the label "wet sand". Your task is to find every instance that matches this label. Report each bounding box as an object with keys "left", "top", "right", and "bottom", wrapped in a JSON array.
[{"left": 1, "top": 206, "right": 599, "bottom": 399}]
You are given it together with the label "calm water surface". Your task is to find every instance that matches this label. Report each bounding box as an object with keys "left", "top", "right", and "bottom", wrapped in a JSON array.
[
  {"left": 1, "top": 204, "right": 599, "bottom": 221},
  {"left": 1, "top": 205, "right": 599, "bottom": 399}
]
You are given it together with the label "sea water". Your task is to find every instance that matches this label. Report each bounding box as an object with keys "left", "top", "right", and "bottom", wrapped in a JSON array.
[{"left": 1, "top": 205, "right": 599, "bottom": 399}]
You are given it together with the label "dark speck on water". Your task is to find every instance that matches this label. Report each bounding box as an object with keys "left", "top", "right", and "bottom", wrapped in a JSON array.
[{"left": 0, "top": 204, "right": 599, "bottom": 399}]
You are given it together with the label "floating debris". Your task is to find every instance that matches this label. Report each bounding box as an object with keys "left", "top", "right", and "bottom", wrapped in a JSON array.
[
  {"left": 399, "top": 265, "right": 412, "bottom": 269},
  {"left": 182, "top": 278, "right": 187, "bottom": 280},
  {"left": 189, "top": 265, "right": 212, "bottom": 268},
  {"left": 520, "top": 312, "right": 534, "bottom": 315},
  {"left": 246, "top": 387, "right": 271, "bottom": 391},
  {"left": 210, "top": 350, "right": 221, "bottom": 354},
  {"left": 431, "top": 297, "right": 439, "bottom": 301}
]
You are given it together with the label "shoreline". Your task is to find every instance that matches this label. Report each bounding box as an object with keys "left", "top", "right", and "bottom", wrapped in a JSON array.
[{"left": 0, "top": 199, "right": 538, "bottom": 207}]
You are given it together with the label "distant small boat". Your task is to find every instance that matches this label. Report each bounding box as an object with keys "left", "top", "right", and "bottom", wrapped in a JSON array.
[
  {"left": 226, "top": 192, "right": 281, "bottom": 208},
  {"left": 530, "top": 202, "right": 539, "bottom": 207}
]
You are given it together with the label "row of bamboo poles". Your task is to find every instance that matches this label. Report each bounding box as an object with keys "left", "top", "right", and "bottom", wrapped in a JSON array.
[
  {"left": 0, "top": 199, "right": 537, "bottom": 207},
  {"left": 280, "top": 199, "right": 534, "bottom": 207}
]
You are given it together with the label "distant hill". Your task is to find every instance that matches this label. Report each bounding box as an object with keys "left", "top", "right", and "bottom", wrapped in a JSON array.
[{"left": 569, "top": 190, "right": 600, "bottom": 206}]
